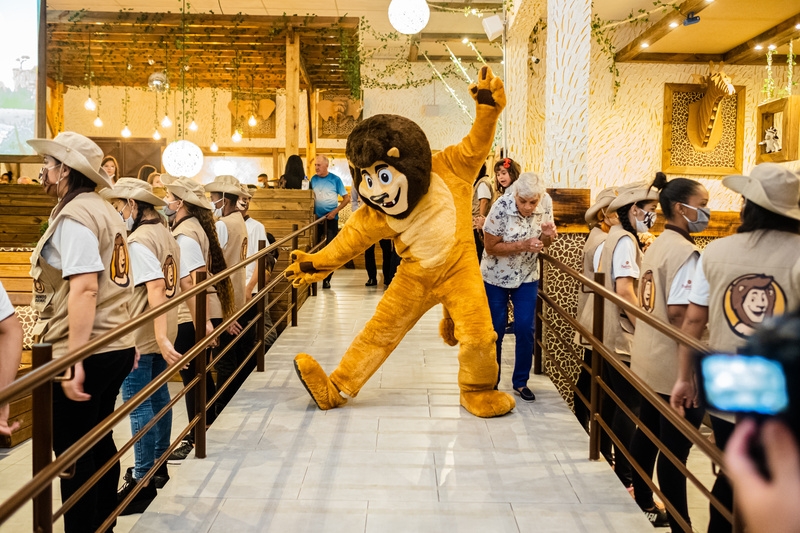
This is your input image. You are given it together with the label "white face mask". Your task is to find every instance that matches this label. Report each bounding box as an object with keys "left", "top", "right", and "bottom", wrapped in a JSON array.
[
  {"left": 635, "top": 210, "right": 656, "bottom": 233},
  {"left": 118, "top": 201, "right": 135, "bottom": 231},
  {"left": 212, "top": 196, "right": 224, "bottom": 218}
]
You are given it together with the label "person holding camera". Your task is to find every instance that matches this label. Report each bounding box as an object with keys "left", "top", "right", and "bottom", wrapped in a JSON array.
[
  {"left": 629, "top": 176, "right": 709, "bottom": 530},
  {"left": 671, "top": 163, "right": 800, "bottom": 532}
]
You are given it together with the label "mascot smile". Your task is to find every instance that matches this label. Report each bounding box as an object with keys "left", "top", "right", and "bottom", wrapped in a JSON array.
[{"left": 286, "top": 67, "right": 515, "bottom": 418}]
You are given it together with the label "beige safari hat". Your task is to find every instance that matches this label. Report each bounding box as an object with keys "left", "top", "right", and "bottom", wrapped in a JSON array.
[
  {"left": 585, "top": 187, "right": 618, "bottom": 225},
  {"left": 204, "top": 174, "right": 252, "bottom": 198},
  {"left": 27, "top": 131, "right": 112, "bottom": 189},
  {"left": 100, "top": 178, "right": 166, "bottom": 206},
  {"left": 161, "top": 174, "right": 213, "bottom": 210},
  {"left": 723, "top": 163, "right": 800, "bottom": 222},
  {"left": 607, "top": 181, "right": 659, "bottom": 214}
]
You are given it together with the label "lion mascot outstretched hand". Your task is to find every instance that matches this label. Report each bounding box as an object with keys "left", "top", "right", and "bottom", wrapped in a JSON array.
[{"left": 286, "top": 66, "right": 514, "bottom": 418}]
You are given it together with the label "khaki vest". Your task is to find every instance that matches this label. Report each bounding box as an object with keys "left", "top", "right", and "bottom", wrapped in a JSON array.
[
  {"left": 472, "top": 176, "right": 499, "bottom": 218},
  {"left": 30, "top": 192, "right": 134, "bottom": 357},
  {"left": 127, "top": 221, "right": 181, "bottom": 354},
  {"left": 209, "top": 212, "right": 248, "bottom": 318},
  {"left": 172, "top": 217, "right": 210, "bottom": 324},
  {"left": 702, "top": 230, "right": 800, "bottom": 354},
  {"left": 575, "top": 226, "right": 609, "bottom": 346},
  {"left": 630, "top": 228, "right": 698, "bottom": 394},
  {"left": 598, "top": 224, "right": 642, "bottom": 360}
]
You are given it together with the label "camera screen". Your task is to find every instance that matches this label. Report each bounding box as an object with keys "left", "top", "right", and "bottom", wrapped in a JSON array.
[{"left": 701, "top": 355, "right": 789, "bottom": 415}]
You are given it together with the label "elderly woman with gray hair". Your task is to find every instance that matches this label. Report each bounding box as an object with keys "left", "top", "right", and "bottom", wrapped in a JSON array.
[{"left": 481, "top": 172, "right": 557, "bottom": 402}]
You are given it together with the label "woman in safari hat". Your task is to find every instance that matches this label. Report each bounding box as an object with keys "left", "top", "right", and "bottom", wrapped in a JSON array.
[
  {"left": 671, "top": 163, "right": 800, "bottom": 533},
  {"left": 102, "top": 178, "right": 182, "bottom": 514},
  {"left": 159, "top": 175, "right": 234, "bottom": 463},
  {"left": 27, "top": 131, "right": 135, "bottom": 533}
]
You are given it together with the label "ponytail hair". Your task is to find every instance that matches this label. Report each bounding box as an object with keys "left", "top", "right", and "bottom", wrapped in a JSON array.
[
  {"left": 185, "top": 202, "right": 236, "bottom": 319},
  {"left": 651, "top": 172, "right": 702, "bottom": 220},
  {"left": 131, "top": 200, "right": 163, "bottom": 232}
]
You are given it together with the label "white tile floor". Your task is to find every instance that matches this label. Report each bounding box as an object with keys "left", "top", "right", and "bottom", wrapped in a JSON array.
[{"left": 0, "top": 270, "right": 656, "bottom": 533}]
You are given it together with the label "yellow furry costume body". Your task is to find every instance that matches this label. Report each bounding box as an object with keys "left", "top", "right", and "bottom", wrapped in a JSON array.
[{"left": 287, "top": 67, "right": 514, "bottom": 418}]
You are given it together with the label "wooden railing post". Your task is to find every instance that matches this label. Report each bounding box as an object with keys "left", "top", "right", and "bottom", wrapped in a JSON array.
[
  {"left": 256, "top": 239, "right": 266, "bottom": 372},
  {"left": 193, "top": 271, "right": 208, "bottom": 460},
  {"left": 291, "top": 224, "right": 299, "bottom": 327},
  {"left": 589, "top": 272, "right": 605, "bottom": 461},
  {"left": 31, "top": 343, "right": 53, "bottom": 533},
  {"left": 533, "top": 256, "right": 544, "bottom": 375}
]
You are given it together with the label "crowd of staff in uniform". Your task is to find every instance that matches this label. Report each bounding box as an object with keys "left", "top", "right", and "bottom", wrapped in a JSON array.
[{"left": 0, "top": 130, "right": 798, "bottom": 533}]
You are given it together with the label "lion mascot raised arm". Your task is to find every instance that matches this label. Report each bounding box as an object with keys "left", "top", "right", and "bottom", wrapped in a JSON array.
[{"left": 286, "top": 67, "right": 514, "bottom": 418}]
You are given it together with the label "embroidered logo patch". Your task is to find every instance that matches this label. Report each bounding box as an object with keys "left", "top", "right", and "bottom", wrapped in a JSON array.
[
  {"left": 723, "top": 273, "right": 786, "bottom": 338},
  {"left": 110, "top": 233, "right": 131, "bottom": 287},
  {"left": 163, "top": 254, "right": 177, "bottom": 298},
  {"left": 639, "top": 270, "right": 655, "bottom": 313}
]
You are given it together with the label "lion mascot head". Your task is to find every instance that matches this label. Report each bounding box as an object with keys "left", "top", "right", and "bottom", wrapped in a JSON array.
[{"left": 346, "top": 114, "right": 432, "bottom": 219}]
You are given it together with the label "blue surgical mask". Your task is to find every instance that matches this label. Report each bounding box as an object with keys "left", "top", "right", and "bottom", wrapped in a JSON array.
[{"left": 680, "top": 203, "right": 710, "bottom": 233}]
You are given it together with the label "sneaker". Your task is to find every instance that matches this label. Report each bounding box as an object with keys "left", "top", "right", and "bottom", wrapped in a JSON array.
[
  {"left": 154, "top": 462, "right": 169, "bottom": 488},
  {"left": 642, "top": 506, "right": 669, "bottom": 528},
  {"left": 118, "top": 474, "right": 157, "bottom": 515},
  {"left": 168, "top": 440, "right": 194, "bottom": 463},
  {"left": 322, "top": 280, "right": 331, "bottom": 289},
  {"left": 365, "top": 278, "right": 377, "bottom": 286},
  {"left": 514, "top": 387, "right": 536, "bottom": 402}
]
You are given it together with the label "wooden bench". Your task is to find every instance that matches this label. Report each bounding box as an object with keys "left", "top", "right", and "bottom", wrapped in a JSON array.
[{"left": 0, "top": 249, "right": 35, "bottom": 448}]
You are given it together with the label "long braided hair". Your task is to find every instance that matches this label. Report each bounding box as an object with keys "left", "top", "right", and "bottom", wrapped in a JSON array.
[{"left": 185, "top": 202, "right": 236, "bottom": 319}]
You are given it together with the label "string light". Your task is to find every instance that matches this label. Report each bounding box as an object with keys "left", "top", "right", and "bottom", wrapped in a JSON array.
[
  {"left": 93, "top": 116, "right": 103, "bottom": 127},
  {"left": 210, "top": 141, "right": 219, "bottom": 152},
  {"left": 121, "top": 125, "right": 132, "bottom": 138},
  {"left": 153, "top": 129, "right": 161, "bottom": 140},
  {"left": 248, "top": 115, "right": 257, "bottom": 127},
  {"left": 161, "top": 114, "right": 173, "bottom": 128},
  {"left": 189, "top": 120, "right": 198, "bottom": 131},
  {"left": 231, "top": 130, "right": 242, "bottom": 143}
]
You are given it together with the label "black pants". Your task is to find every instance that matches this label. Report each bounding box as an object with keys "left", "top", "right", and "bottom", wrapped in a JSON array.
[
  {"left": 53, "top": 347, "right": 135, "bottom": 533},
  {"left": 317, "top": 218, "right": 339, "bottom": 282},
  {"left": 215, "top": 305, "right": 258, "bottom": 415},
  {"left": 473, "top": 229, "right": 484, "bottom": 260},
  {"left": 708, "top": 416, "right": 735, "bottom": 533},
  {"left": 606, "top": 359, "right": 638, "bottom": 487},
  {"left": 365, "top": 239, "right": 396, "bottom": 285},
  {"left": 176, "top": 321, "right": 217, "bottom": 443},
  {"left": 631, "top": 393, "right": 704, "bottom": 531},
  {"left": 574, "top": 348, "right": 613, "bottom": 461}
]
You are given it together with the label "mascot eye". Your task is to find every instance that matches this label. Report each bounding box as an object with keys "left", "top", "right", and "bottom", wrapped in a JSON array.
[
  {"left": 378, "top": 169, "right": 393, "bottom": 185},
  {"left": 364, "top": 175, "right": 373, "bottom": 188}
]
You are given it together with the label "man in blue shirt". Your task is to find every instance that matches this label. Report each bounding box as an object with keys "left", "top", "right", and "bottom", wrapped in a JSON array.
[{"left": 310, "top": 155, "right": 349, "bottom": 288}]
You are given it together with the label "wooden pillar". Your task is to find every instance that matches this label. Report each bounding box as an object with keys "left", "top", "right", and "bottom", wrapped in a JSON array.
[
  {"left": 306, "top": 89, "right": 317, "bottom": 178},
  {"left": 37, "top": 0, "right": 47, "bottom": 138},
  {"left": 285, "top": 32, "right": 300, "bottom": 157}
]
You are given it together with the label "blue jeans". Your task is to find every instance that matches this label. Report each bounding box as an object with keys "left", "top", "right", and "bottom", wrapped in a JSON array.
[
  {"left": 121, "top": 353, "right": 172, "bottom": 480},
  {"left": 484, "top": 281, "right": 538, "bottom": 390}
]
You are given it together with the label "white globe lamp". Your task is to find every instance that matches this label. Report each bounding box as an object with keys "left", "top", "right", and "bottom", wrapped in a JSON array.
[
  {"left": 162, "top": 139, "right": 204, "bottom": 179},
  {"left": 388, "top": 0, "right": 430, "bottom": 35}
]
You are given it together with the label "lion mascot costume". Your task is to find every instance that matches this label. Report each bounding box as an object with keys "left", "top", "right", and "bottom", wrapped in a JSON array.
[{"left": 287, "top": 67, "right": 515, "bottom": 418}]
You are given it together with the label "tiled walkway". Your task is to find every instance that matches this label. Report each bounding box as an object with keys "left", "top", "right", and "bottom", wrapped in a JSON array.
[{"left": 0, "top": 270, "right": 653, "bottom": 532}]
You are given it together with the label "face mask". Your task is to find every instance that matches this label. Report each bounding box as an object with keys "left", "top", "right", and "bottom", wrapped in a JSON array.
[
  {"left": 635, "top": 218, "right": 649, "bottom": 234},
  {"left": 213, "top": 197, "right": 224, "bottom": 218},
  {"left": 119, "top": 204, "right": 134, "bottom": 231},
  {"left": 635, "top": 210, "right": 655, "bottom": 233},
  {"left": 681, "top": 203, "right": 710, "bottom": 233}
]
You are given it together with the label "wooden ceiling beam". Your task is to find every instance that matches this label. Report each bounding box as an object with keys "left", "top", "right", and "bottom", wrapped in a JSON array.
[
  {"left": 419, "top": 32, "right": 487, "bottom": 42},
  {"left": 627, "top": 52, "right": 789, "bottom": 65},
  {"left": 615, "top": 0, "right": 712, "bottom": 63},
  {"left": 723, "top": 12, "right": 800, "bottom": 64},
  {"left": 408, "top": 34, "right": 420, "bottom": 62}
]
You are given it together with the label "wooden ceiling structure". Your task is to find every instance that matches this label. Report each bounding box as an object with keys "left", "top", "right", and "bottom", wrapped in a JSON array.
[
  {"left": 46, "top": 10, "right": 360, "bottom": 92},
  {"left": 615, "top": 0, "right": 800, "bottom": 65}
]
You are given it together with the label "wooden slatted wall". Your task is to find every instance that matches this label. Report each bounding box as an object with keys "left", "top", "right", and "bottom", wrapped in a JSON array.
[{"left": 0, "top": 185, "right": 55, "bottom": 248}]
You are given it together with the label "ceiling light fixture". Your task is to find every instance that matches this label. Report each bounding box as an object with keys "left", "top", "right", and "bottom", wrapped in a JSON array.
[
  {"left": 248, "top": 115, "right": 257, "bottom": 127},
  {"left": 462, "top": 37, "right": 469, "bottom": 44},
  {"left": 162, "top": 139, "right": 204, "bottom": 179},
  {"left": 768, "top": 44, "right": 777, "bottom": 50},
  {"left": 121, "top": 125, "right": 132, "bottom": 138},
  {"left": 641, "top": 43, "right": 649, "bottom": 48},
  {"left": 188, "top": 120, "right": 198, "bottom": 132},
  {"left": 755, "top": 44, "right": 763, "bottom": 50},
  {"left": 669, "top": 21, "right": 679, "bottom": 28},
  {"left": 232, "top": 130, "right": 242, "bottom": 143},
  {"left": 210, "top": 142, "right": 219, "bottom": 153},
  {"left": 153, "top": 129, "right": 161, "bottom": 141},
  {"left": 93, "top": 116, "right": 103, "bottom": 128},
  {"left": 387, "top": 0, "right": 430, "bottom": 35},
  {"left": 84, "top": 96, "right": 96, "bottom": 112}
]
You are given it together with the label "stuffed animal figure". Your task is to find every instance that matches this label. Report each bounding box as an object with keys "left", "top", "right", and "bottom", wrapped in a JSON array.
[
  {"left": 286, "top": 67, "right": 515, "bottom": 418},
  {"left": 759, "top": 126, "right": 781, "bottom": 154}
]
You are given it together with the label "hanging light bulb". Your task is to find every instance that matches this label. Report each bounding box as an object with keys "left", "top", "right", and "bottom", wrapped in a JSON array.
[
  {"left": 84, "top": 96, "right": 96, "bottom": 111},
  {"left": 387, "top": 0, "right": 430, "bottom": 35},
  {"left": 93, "top": 116, "right": 103, "bottom": 128},
  {"left": 188, "top": 120, "right": 198, "bottom": 132},
  {"left": 121, "top": 125, "right": 132, "bottom": 138},
  {"left": 231, "top": 130, "right": 242, "bottom": 143},
  {"left": 161, "top": 114, "right": 173, "bottom": 128},
  {"left": 153, "top": 129, "right": 161, "bottom": 140},
  {"left": 210, "top": 141, "right": 219, "bottom": 152},
  {"left": 248, "top": 115, "right": 257, "bottom": 127}
]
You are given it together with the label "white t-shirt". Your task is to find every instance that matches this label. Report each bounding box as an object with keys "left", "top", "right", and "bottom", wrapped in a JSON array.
[
  {"left": 667, "top": 252, "right": 699, "bottom": 306},
  {"left": 128, "top": 242, "right": 164, "bottom": 287},
  {"left": 215, "top": 220, "right": 229, "bottom": 249},
  {"left": 477, "top": 182, "right": 492, "bottom": 201},
  {"left": 175, "top": 234, "right": 205, "bottom": 279},
  {"left": 0, "top": 281, "right": 14, "bottom": 322},
  {"left": 689, "top": 255, "right": 711, "bottom": 306},
  {"left": 244, "top": 217, "right": 270, "bottom": 291},
  {"left": 41, "top": 218, "right": 104, "bottom": 277},
  {"left": 594, "top": 236, "right": 640, "bottom": 280}
]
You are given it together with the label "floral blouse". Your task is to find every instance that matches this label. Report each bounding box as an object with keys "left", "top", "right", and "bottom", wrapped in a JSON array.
[{"left": 480, "top": 192, "right": 554, "bottom": 288}]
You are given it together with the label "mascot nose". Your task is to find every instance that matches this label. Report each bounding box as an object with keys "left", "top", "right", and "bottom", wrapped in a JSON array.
[{"left": 370, "top": 193, "right": 389, "bottom": 203}]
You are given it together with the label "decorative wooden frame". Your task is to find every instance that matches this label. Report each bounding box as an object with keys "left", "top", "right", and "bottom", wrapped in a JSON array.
[
  {"left": 230, "top": 91, "right": 277, "bottom": 139},
  {"left": 756, "top": 95, "right": 800, "bottom": 164},
  {"left": 662, "top": 83, "right": 746, "bottom": 175},
  {"left": 316, "top": 90, "right": 363, "bottom": 139}
]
